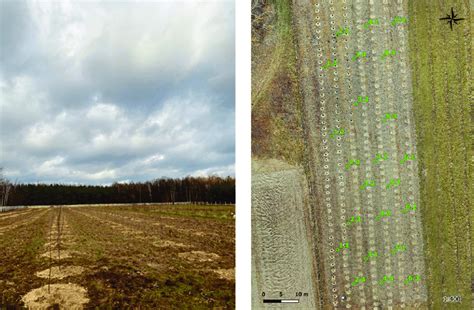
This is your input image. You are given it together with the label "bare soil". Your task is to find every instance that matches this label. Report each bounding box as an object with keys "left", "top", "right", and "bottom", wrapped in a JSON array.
[{"left": 0, "top": 204, "right": 235, "bottom": 308}]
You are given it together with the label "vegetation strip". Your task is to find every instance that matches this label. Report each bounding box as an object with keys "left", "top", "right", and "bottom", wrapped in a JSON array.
[{"left": 408, "top": 1, "right": 472, "bottom": 308}]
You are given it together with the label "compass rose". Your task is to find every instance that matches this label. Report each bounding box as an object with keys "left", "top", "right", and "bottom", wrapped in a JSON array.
[{"left": 439, "top": 7, "right": 464, "bottom": 31}]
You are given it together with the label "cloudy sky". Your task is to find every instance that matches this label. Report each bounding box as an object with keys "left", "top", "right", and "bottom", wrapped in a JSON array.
[{"left": 0, "top": 0, "right": 234, "bottom": 184}]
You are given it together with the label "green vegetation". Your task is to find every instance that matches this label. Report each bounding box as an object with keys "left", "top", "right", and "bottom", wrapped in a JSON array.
[
  {"left": 391, "top": 16, "right": 408, "bottom": 26},
  {"left": 107, "top": 204, "right": 234, "bottom": 220},
  {"left": 408, "top": 1, "right": 473, "bottom": 309},
  {"left": 363, "top": 18, "right": 379, "bottom": 29},
  {"left": 251, "top": 0, "right": 304, "bottom": 165},
  {"left": 322, "top": 58, "right": 338, "bottom": 69},
  {"left": 353, "top": 95, "right": 369, "bottom": 107},
  {"left": 378, "top": 275, "right": 394, "bottom": 286},
  {"left": 25, "top": 235, "right": 45, "bottom": 258},
  {"left": 253, "top": 0, "right": 470, "bottom": 308},
  {"left": 352, "top": 51, "right": 367, "bottom": 61},
  {"left": 335, "top": 26, "right": 350, "bottom": 37},
  {"left": 351, "top": 276, "right": 366, "bottom": 286},
  {"left": 1, "top": 205, "right": 234, "bottom": 308},
  {"left": 329, "top": 128, "right": 345, "bottom": 139}
]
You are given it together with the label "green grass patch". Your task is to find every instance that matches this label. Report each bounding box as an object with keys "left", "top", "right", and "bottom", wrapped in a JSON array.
[{"left": 409, "top": 2, "right": 473, "bottom": 308}]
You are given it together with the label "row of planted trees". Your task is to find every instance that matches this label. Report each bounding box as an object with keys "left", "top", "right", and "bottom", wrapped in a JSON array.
[{"left": 1, "top": 176, "right": 235, "bottom": 206}]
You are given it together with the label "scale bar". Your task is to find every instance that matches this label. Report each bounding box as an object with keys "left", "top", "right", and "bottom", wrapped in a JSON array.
[{"left": 263, "top": 299, "right": 299, "bottom": 304}]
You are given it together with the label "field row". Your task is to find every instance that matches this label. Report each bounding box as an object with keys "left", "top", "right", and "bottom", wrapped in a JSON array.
[{"left": 0, "top": 204, "right": 235, "bottom": 308}]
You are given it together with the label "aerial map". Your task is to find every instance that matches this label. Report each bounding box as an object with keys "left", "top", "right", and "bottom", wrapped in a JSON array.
[{"left": 252, "top": 0, "right": 472, "bottom": 308}]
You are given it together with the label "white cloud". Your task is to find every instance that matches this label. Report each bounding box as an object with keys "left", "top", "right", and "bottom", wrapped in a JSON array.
[
  {"left": 36, "top": 156, "right": 66, "bottom": 175},
  {"left": 0, "top": 0, "right": 234, "bottom": 184}
]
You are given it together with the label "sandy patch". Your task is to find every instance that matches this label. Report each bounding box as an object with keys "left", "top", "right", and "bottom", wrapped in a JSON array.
[
  {"left": 153, "top": 240, "right": 190, "bottom": 248},
  {"left": 152, "top": 223, "right": 175, "bottom": 230},
  {"left": 22, "top": 283, "right": 89, "bottom": 309},
  {"left": 0, "top": 210, "right": 32, "bottom": 220},
  {"left": 36, "top": 266, "right": 85, "bottom": 279},
  {"left": 40, "top": 250, "right": 73, "bottom": 260},
  {"left": 157, "top": 216, "right": 180, "bottom": 220},
  {"left": 43, "top": 241, "right": 74, "bottom": 250},
  {"left": 146, "top": 262, "right": 168, "bottom": 272},
  {"left": 178, "top": 251, "right": 220, "bottom": 262},
  {"left": 213, "top": 268, "right": 234, "bottom": 281}
]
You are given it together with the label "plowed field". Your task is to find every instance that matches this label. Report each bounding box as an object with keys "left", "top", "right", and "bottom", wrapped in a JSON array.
[{"left": 0, "top": 204, "right": 234, "bottom": 309}]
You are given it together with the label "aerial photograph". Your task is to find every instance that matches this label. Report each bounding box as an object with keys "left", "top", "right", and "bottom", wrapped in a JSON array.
[
  {"left": 252, "top": 0, "right": 471, "bottom": 309},
  {"left": 0, "top": 0, "right": 235, "bottom": 308}
]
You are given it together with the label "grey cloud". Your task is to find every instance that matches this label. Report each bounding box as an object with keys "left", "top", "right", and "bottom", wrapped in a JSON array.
[{"left": 0, "top": 1, "right": 234, "bottom": 185}]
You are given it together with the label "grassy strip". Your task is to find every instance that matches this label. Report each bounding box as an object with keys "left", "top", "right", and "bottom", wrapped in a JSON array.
[
  {"left": 65, "top": 209, "right": 234, "bottom": 309},
  {"left": 96, "top": 204, "right": 235, "bottom": 220},
  {"left": 0, "top": 210, "right": 51, "bottom": 306},
  {"left": 409, "top": 2, "right": 473, "bottom": 308},
  {"left": 251, "top": 0, "right": 304, "bottom": 164}
]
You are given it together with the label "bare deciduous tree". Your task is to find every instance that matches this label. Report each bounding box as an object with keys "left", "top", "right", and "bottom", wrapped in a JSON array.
[{"left": 0, "top": 168, "right": 12, "bottom": 206}]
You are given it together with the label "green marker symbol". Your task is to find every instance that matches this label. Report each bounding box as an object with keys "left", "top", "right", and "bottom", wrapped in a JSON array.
[
  {"left": 391, "top": 243, "right": 407, "bottom": 255},
  {"left": 330, "top": 128, "right": 345, "bottom": 139},
  {"left": 373, "top": 152, "right": 389, "bottom": 164},
  {"left": 364, "top": 18, "right": 379, "bottom": 29},
  {"left": 386, "top": 178, "right": 400, "bottom": 189},
  {"left": 335, "top": 242, "right": 350, "bottom": 252},
  {"left": 381, "top": 49, "right": 397, "bottom": 60},
  {"left": 360, "top": 179, "right": 376, "bottom": 190},
  {"left": 401, "top": 203, "right": 417, "bottom": 214},
  {"left": 323, "top": 59, "right": 337, "bottom": 70},
  {"left": 382, "top": 113, "right": 398, "bottom": 123},
  {"left": 353, "top": 96, "right": 369, "bottom": 107},
  {"left": 375, "top": 210, "right": 391, "bottom": 221},
  {"left": 363, "top": 250, "right": 378, "bottom": 262},
  {"left": 336, "top": 26, "right": 350, "bottom": 37},
  {"left": 379, "top": 275, "right": 395, "bottom": 285},
  {"left": 345, "top": 159, "right": 360, "bottom": 170},
  {"left": 404, "top": 274, "right": 421, "bottom": 285},
  {"left": 400, "top": 153, "right": 415, "bottom": 164},
  {"left": 352, "top": 51, "right": 367, "bottom": 61},
  {"left": 351, "top": 276, "right": 366, "bottom": 286},
  {"left": 346, "top": 215, "right": 362, "bottom": 226},
  {"left": 391, "top": 16, "right": 407, "bottom": 26}
]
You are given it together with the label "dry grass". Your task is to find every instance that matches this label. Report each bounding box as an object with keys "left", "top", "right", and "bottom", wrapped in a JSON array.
[{"left": 0, "top": 204, "right": 235, "bottom": 308}]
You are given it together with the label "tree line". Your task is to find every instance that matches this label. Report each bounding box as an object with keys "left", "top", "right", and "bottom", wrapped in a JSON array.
[{"left": 0, "top": 175, "right": 235, "bottom": 206}]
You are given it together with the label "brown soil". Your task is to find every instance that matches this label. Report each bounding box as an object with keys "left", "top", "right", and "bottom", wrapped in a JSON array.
[{"left": 2, "top": 205, "right": 234, "bottom": 308}]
